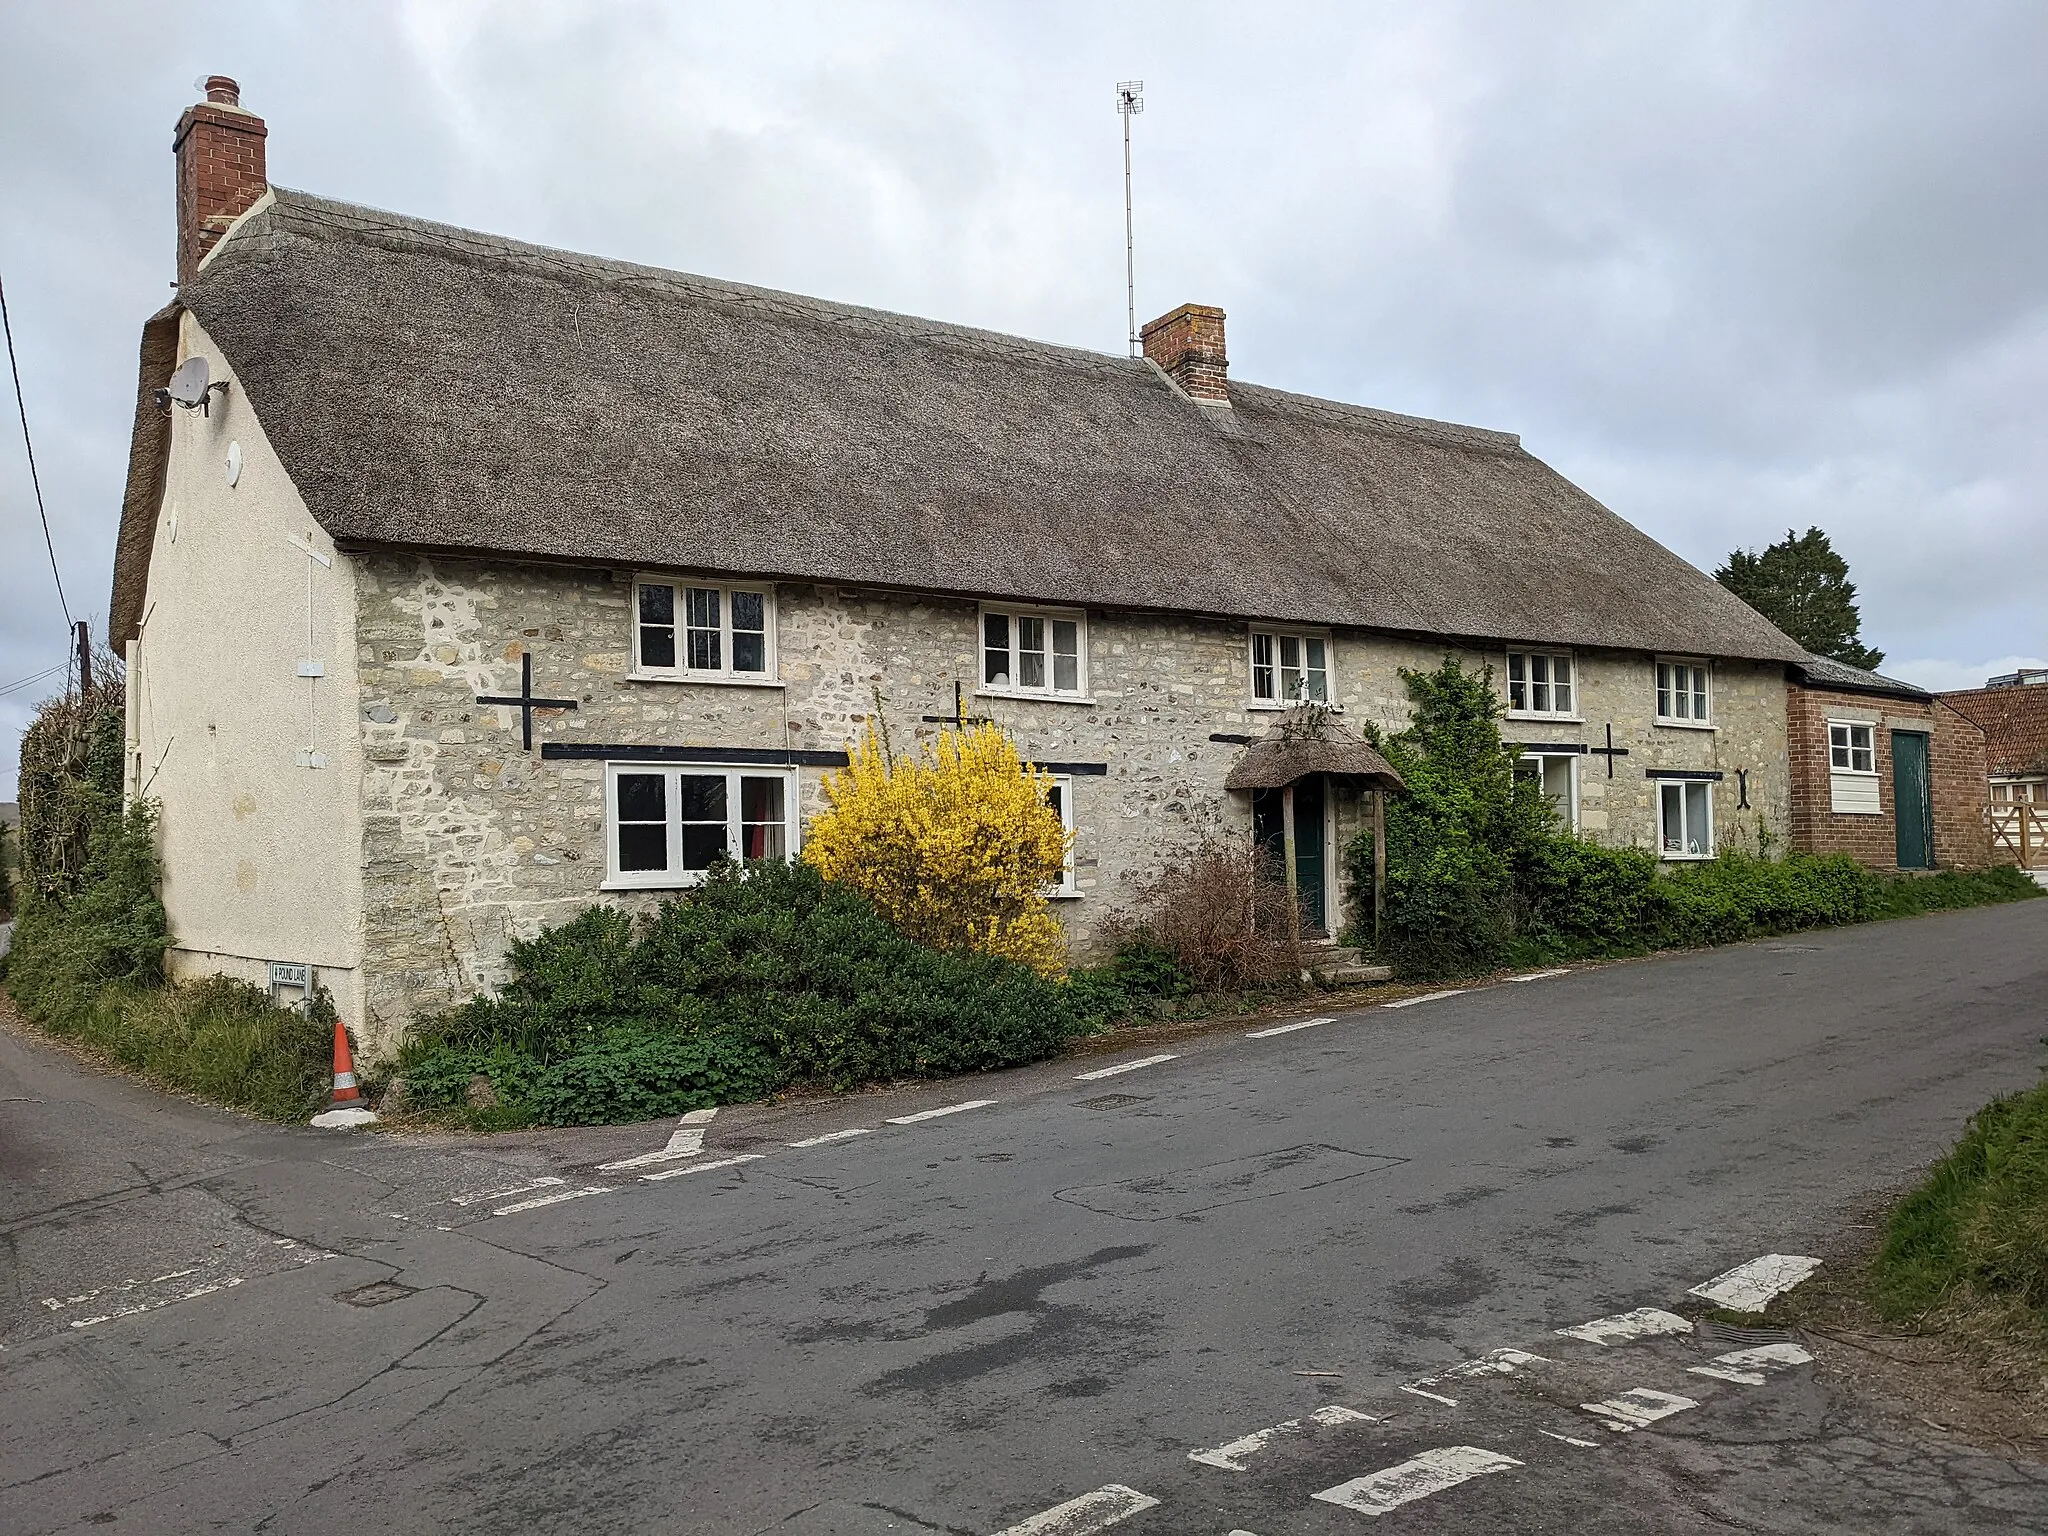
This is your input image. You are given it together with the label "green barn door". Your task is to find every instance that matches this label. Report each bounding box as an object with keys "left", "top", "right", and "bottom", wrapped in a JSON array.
[{"left": 1892, "top": 731, "right": 1933, "bottom": 869}]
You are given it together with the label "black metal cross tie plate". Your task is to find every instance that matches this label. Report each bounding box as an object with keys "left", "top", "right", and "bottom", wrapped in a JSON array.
[
  {"left": 476, "top": 652, "right": 579, "bottom": 751},
  {"left": 1587, "top": 722, "right": 1633, "bottom": 778}
]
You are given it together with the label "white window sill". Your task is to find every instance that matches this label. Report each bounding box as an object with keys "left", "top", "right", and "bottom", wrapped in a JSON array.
[
  {"left": 1658, "top": 851, "right": 1715, "bottom": 862},
  {"left": 625, "top": 671, "right": 784, "bottom": 688},
  {"left": 975, "top": 688, "right": 1097, "bottom": 707},
  {"left": 1045, "top": 888, "right": 1083, "bottom": 901},
  {"left": 601, "top": 874, "right": 708, "bottom": 891},
  {"left": 1830, "top": 768, "right": 1879, "bottom": 778},
  {"left": 1654, "top": 718, "right": 1715, "bottom": 731},
  {"left": 1828, "top": 808, "right": 1884, "bottom": 817},
  {"left": 1247, "top": 700, "right": 1342, "bottom": 713},
  {"left": 1504, "top": 712, "right": 1583, "bottom": 724}
]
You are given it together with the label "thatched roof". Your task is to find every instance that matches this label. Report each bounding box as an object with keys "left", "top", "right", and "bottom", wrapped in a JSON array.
[
  {"left": 112, "top": 188, "right": 1810, "bottom": 663},
  {"left": 1223, "top": 712, "right": 1406, "bottom": 793}
]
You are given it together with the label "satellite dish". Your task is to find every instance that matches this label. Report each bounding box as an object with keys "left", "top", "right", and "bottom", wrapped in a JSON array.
[
  {"left": 154, "top": 355, "right": 227, "bottom": 416},
  {"left": 166, "top": 356, "right": 211, "bottom": 406}
]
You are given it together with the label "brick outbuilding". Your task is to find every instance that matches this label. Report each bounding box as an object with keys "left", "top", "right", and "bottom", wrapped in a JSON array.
[
  {"left": 1940, "top": 676, "right": 2048, "bottom": 868},
  {"left": 1787, "top": 654, "right": 1988, "bottom": 871}
]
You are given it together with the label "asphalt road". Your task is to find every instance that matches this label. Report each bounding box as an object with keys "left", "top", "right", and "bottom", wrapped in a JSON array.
[{"left": 4, "top": 901, "right": 2047, "bottom": 1534}]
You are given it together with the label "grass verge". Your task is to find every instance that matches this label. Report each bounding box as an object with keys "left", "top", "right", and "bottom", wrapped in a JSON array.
[
  {"left": 3, "top": 974, "right": 334, "bottom": 1123},
  {"left": 1766, "top": 1078, "right": 2048, "bottom": 1449},
  {"left": 1874, "top": 1074, "right": 2048, "bottom": 1326}
]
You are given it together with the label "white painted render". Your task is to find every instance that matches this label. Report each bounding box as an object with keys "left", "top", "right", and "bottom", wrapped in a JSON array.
[{"left": 125, "top": 315, "right": 365, "bottom": 1025}]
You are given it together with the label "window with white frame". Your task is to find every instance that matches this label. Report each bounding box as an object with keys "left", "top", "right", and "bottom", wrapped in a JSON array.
[
  {"left": 1657, "top": 778, "right": 1714, "bottom": 858},
  {"left": 1655, "top": 659, "right": 1711, "bottom": 725},
  {"left": 1515, "top": 752, "right": 1579, "bottom": 831},
  {"left": 1250, "top": 629, "right": 1331, "bottom": 705},
  {"left": 981, "top": 605, "right": 1087, "bottom": 698},
  {"left": 605, "top": 762, "right": 797, "bottom": 888},
  {"left": 1506, "top": 650, "right": 1575, "bottom": 717},
  {"left": 1827, "top": 720, "right": 1880, "bottom": 814},
  {"left": 1042, "top": 774, "right": 1078, "bottom": 896},
  {"left": 633, "top": 580, "right": 775, "bottom": 681}
]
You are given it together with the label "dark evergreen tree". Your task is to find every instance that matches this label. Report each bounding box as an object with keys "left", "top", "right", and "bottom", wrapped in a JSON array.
[{"left": 1715, "top": 527, "right": 1885, "bottom": 669}]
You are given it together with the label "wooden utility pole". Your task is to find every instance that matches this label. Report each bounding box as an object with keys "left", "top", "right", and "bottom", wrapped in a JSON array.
[{"left": 74, "top": 619, "right": 90, "bottom": 694}]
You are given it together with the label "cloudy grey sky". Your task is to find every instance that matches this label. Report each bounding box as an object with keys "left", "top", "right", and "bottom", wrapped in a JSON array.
[{"left": 2, "top": 1, "right": 2043, "bottom": 798}]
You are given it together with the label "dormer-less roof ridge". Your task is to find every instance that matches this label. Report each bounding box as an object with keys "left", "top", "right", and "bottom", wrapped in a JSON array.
[
  {"left": 112, "top": 185, "right": 1809, "bottom": 668},
  {"left": 245, "top": 189, "right": 1519, "bottom": 457}
]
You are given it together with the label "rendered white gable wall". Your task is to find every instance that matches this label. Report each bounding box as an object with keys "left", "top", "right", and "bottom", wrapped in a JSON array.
[{"left": 125, "top": 314, "right": 366, "bottom": 1025}]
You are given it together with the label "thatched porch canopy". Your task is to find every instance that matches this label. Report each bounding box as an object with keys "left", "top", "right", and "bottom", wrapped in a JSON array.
[{"left": 1223, "top": 711, "right": 1406, "bottom": 794}]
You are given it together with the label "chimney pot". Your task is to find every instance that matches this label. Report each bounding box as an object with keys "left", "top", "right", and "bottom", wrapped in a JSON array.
[
  {"left": 1140, "top": 303, "right": 1230, "bottom": 405},
  {"left": 174, "top": 78, "right": 268, "bottom": 288}
]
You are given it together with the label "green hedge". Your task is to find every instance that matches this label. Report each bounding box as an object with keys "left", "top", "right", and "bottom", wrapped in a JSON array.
[
  {"left": 1347, "top": 657, "right": 2041, "bottom": 977},
  {"left": 394, "top": 860, "right": 1101, "bottom": 1125}
]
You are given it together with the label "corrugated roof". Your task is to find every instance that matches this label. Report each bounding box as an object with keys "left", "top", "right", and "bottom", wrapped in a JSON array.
[{"left": 111, "top": 188, "right": 1810, "bottom": 664}]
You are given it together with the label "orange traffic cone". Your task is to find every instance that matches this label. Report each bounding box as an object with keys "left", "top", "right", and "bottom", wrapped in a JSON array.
[{"left": 310, "top": 1019, "right": 379, "bottom": 1128}]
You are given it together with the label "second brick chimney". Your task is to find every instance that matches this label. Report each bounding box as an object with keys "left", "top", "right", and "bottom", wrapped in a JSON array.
[
  {"left": 174, "top": 76, "right": 268, "bottom": 289},
  {"left": 1140, "top": 303, "right": 1229, "bottom": 405}
]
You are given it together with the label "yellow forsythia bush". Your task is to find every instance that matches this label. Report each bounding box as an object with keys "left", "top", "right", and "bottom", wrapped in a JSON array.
[{"left": 804, "top": 723, "right": 1071, "bottom": 976}]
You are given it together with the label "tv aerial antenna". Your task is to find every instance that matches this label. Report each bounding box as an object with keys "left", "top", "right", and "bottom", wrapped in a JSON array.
[{"left": 1116, "top": 81, "right": 1144, "bottom": 358}]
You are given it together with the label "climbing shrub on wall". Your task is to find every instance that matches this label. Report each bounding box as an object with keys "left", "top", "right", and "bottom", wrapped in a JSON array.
[
  {"left": 1347, "top": 657, "right": 2041, "bottom": 978},
  {"left": 803, "top": 723, "right": 1071, "bottom": 976}
]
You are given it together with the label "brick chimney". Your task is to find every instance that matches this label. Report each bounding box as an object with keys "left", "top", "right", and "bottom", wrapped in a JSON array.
[
  {"left": 174, "top": 76, "right": 268, "bottom": 288},
  {"left": 1140, "top": 303, "right": 1229, "bottom": 405}
]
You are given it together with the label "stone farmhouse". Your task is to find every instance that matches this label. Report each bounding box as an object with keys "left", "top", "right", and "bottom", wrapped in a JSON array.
[{"left": 113, "top": 81, "right": 1975, "bottom": 1046}]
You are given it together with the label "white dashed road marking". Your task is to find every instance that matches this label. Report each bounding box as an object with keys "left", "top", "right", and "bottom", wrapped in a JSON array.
[
  {"left": 1507, "top": 969, "right": 1571, "bottom": 982},
  {"left": 787, "top": 1128, "right": 874, "bottom": 1148},
  {"left": 1383, "top": 990, "right": 1466, "bottom": 1009},
  {"left": 1581, "top": 1387, "right": 1699, "bottom": 1432},
  {"left": 1075, "top": 1054, "right": 1177, "bottom": 1081},
  {"left": 1538, "top": 1429, "right": 1600, "bottom": 1448},
  {"left": 452, "top": 1176, "right": 566, "bottom": 1207},
  {"left": 1246, "top": 1016, "right": 1335, "bottom": 1038},
  {"left": 886, "top": 1099, "right": 997, "bottom": 1125},
  {"left": 68, "top": 1276, "right": 247, "bottom": 1329},
  {"left": 1687, "top": 1254, "right": 1822, "bottom": 1312},
  {"left": 600, "top": 1106, "right": 720, "bottom": 1171},
  {"left": 1189, "top": 1405, "right": 1378, "bottom": 1470},
  {"left": 1554, "top": 1307, "right": 1693, "bottom": 1345},
  {"left": 1688, "top": 1341, "right": 1814, "bottom": 1385},
  {"left": 640, "top": 1154, "right": 764, "bottom": 1182},
  {"left": 1398, "top": 1385, "right": 1460, "bottom": 1406},
  {"left": 1313, "top": 1446, "right": 1522, "bottom": 1516},
  {"left": 1397, "top": 1345, "right": 1550, "bottom": 1406},
  {"left": 989, "top": 1484, "right": 1160, "bottom": 1534},
  {"left": 493, "top": 1185, "right": 612, "bottom": 1216}
]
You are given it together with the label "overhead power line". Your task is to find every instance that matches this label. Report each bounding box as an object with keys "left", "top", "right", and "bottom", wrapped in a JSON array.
[
  {"left": 0, "top": 270, "right": 72, "bottom": 627},
  {"left": 0, "top": 660, "right": 69, "bottom": 699}
]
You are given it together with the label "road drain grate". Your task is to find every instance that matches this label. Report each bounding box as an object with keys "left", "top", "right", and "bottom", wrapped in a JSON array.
[
  {"left": 1077, "top": 1094, "right": 1152, "bottom": 1111},
  {"left": 338, "top": 1280, "right": 418, "bottom": 1308}
]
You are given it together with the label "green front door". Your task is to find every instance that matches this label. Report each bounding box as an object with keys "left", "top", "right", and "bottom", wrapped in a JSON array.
[
  {"left": 1292, "top": 776, "right": 1327, "bottom": 933},
  {"left": 1251, "top": 778, "right": 1329, "bottom": 935},
  {"left": 1892, "top": 731, "right": 1933, "bottom": 869}
]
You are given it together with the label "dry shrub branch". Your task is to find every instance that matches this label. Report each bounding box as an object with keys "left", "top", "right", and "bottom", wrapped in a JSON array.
[{"left": 1117, "top": 833, "right": 1304, "bottom": 992}]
